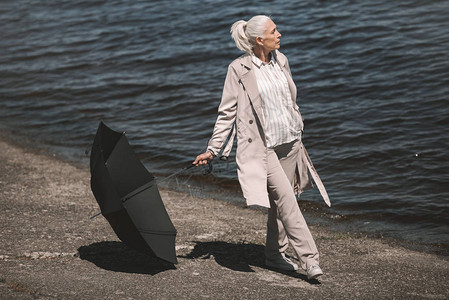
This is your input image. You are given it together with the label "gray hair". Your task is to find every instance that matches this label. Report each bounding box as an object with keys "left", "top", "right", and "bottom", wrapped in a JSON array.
[{"left": 230, "top": 15, "right": 271, "bottom": 54}]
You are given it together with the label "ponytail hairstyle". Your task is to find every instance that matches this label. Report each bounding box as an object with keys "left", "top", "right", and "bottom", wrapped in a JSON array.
[{"left": 230, "top": 15, "right": 271, "bottom": 54}]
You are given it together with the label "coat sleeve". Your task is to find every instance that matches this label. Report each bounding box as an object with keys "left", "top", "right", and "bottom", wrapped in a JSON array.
[{"left": 207, "top": 64, "right": 239, "bottom": 156}]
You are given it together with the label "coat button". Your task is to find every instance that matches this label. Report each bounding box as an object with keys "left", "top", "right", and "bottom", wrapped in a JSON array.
[
  {"left": 248, "top": 138, "right": 252, "bottom": 143},
  {"left": 249, "top": 120, "right": 253, "bottom": 124}
]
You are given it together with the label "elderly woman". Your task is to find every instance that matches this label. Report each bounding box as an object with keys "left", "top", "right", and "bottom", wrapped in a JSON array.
[{"left": 193, "top": 15, "right": 330, "bottom": 280}]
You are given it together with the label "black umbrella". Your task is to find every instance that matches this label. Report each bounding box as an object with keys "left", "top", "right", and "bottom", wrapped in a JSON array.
[{"left": 89, "top": 121, "right": 178, "bottom": 264}]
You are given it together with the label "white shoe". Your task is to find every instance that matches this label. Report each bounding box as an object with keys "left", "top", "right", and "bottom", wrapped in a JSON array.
[
  {"left": 265, "top": 253, "right": 299, "bottom": 271},
  {"left": 307, "top": 265, "right": 323, "bottom": 280}
]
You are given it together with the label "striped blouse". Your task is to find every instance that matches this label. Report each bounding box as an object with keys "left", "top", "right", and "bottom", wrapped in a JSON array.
[{"left": 252, "top": 53, "right": 302, "bottom": 148}]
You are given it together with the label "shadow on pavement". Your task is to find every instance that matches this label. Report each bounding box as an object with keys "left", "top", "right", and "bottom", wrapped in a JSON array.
[
  {"left": 78, "top": 241, "right": 176, "bottom": 275},
  {"left": 180, "top": 241, "right": 319, "bottom": 284}
]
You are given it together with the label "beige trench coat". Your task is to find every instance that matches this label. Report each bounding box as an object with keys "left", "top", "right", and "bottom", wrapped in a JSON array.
[{"left": 207, "top": 50, "right": 330, "bottom": 208}]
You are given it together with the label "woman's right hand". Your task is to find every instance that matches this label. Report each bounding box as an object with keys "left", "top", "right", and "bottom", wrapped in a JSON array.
[{"left": 193, "top": 151, "right": 214, "bottom": 167}]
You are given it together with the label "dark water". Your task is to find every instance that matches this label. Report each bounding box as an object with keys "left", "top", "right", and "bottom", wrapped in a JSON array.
[{"left": 1, "top": 0, "right": 448, "bottom": 250}]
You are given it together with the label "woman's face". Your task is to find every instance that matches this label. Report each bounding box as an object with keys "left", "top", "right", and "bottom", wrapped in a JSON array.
[{"left": 259, "top": 19, "right": 282, "bottom": 52}]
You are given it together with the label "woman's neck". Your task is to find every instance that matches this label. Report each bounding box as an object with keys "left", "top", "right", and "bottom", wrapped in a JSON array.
[{"left": 253, "top": 46, "right": 271, "bottom": 63}]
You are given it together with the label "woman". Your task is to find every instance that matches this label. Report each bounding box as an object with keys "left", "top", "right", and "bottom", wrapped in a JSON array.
[{"left": 193, "top": 15, "right": 330, "bottom": 280}]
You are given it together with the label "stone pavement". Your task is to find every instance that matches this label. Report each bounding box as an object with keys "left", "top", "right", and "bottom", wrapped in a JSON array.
[{"left": 0, "top": 138, "right": 448, "bottom": 299}]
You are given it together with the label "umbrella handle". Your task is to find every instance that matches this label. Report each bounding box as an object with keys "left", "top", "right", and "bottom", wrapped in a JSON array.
[
  {"left": 160, "top": 161, "right": 211, "bottom": 182},
  {"left": 203, "top": 161, "right": 213, "bottom": 175},
  {"left": 186, "top": 161, "right": 212, "bottom": 175},
  {"left": 89, "top": 211, "right": 102, "bottom": 219}
]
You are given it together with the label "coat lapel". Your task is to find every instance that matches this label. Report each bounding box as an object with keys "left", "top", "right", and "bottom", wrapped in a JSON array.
[{"left": 239, "top": 54, "right": 265, "bottom": 128}]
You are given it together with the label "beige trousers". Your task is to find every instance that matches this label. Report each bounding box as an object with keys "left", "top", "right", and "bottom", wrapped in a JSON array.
[{"left": 265, "top": 139, "right": 319, "bottom": 270}]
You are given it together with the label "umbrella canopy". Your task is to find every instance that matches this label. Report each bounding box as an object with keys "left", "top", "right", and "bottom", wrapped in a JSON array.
[{"left": 90, "top": 121, "right": 178, "bottom": 264}]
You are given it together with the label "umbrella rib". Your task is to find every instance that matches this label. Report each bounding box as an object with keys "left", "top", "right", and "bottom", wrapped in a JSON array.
[
  {"left": 121, "top": 181, "right": 155, "bottom": 203},
  {"left": 137, "top": 228, "right": 177, "bottom": 236}
]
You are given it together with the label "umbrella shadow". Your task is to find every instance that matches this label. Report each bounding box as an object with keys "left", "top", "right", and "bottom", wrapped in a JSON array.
[
  {"left": 78, "top": 241, "right": 176, "bottom": 275},
  {"left": 180, "top": 241, "right": 319, "bottom": 284}
]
